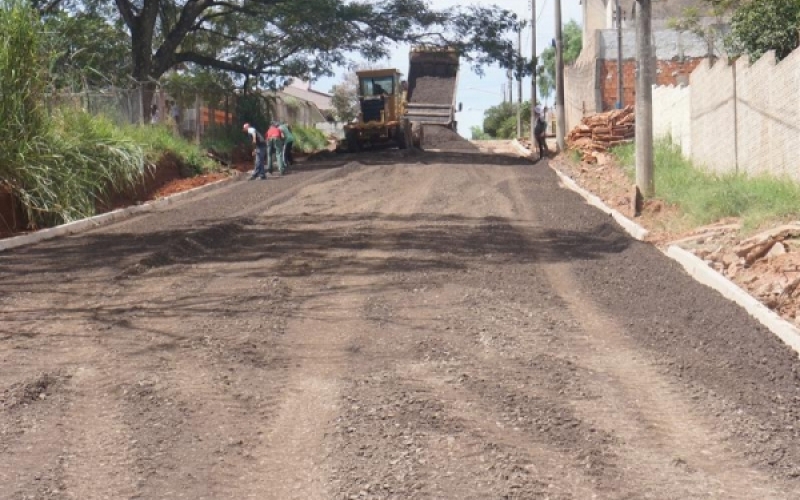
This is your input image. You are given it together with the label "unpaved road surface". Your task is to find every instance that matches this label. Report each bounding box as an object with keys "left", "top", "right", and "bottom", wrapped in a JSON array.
[{"left": 2, "top": 143, "right": 800, "bottom": 499}]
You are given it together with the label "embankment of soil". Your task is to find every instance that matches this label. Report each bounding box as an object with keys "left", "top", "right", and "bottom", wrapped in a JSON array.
[{"left": 1, "top": 152, "right": 227, "bottom": 239}]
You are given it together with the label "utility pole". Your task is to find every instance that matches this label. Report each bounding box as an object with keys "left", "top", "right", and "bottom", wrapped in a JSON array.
[
  {"left": 635, "top": 0, "right": 654, "bottom": 197},
  {"left": 517, "top": 27, "right": 523, "bottom": 138},
  {"left": 554, "top": 0, "right": 566, "bottom": 151},
  {"left": 530, "top": 0, "right": 537, "bottom": 146},
  {"left": 507, "top": 69, "right": 513, "bottom": 103},
  {"left": 616, "top": 0, "right": 624, "bottom": 108}
]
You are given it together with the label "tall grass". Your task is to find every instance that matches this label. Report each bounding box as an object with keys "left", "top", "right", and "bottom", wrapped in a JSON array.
[
  {"left": 124, "top": 124, "right": 216, "bottom": 175},
  {"left": 0, "top": 0, "right": 47, "bottom": 176},
  {"left": 292, "top": 126, "right": 328, "bottom": 153},
  {"left": 0, "top": 1, "right": 217, "bottom": 228},
  {"left": 612, "top": 139, "right": 800, "bottom": 230}
]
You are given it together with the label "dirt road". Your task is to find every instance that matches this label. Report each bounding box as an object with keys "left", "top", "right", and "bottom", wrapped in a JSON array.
[{"left": 2, "top": 144, "right": 800, "bottom": 499}]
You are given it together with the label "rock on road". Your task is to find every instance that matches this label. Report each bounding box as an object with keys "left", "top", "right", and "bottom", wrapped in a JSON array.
[{"left": 1, "top": 142, "right": 799, "bottom": 500}]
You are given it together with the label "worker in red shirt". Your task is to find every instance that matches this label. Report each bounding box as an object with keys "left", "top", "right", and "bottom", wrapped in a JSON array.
[{"left": 265, "top": 121, "right": 285, "bottom": 175}]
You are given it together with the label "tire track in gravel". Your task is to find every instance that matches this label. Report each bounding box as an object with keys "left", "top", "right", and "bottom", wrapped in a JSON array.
[{"left": 0, "top": 170, "right": 329, "bottom": 499}]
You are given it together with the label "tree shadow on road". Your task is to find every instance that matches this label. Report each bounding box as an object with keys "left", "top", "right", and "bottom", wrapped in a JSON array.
[{"left": 1, "top": 212, "right": 631, "bottom": 282}]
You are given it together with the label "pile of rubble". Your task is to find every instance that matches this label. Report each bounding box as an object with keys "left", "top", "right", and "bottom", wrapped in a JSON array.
[
  {"left": 678, "top": 222, "right": 800, "bottom": 321},
  {"left": 567, "top": 106, "right": 635, "bottom": 163}
]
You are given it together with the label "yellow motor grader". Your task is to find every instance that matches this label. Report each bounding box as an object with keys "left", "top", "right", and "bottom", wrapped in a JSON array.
[{"left": 340, "top": 69, "right": 412, "bottom": 152}]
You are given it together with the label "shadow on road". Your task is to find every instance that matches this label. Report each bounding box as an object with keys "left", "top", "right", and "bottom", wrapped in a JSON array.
[{"left": 1, "top": 212, "right": 631, "bottom": 282}]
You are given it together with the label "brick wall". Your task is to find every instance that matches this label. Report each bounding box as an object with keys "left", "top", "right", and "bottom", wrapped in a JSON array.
[{"left": 599, "top": 58, "right": 703, "bottom": 111}]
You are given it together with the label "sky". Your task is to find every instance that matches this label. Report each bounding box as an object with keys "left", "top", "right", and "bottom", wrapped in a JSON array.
[{"left": 313, "top": 0, "right": 583, "bottom": 138}]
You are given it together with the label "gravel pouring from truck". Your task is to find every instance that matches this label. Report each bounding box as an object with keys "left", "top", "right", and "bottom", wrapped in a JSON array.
[{"left": 405, "top": 47, "right": 460, "bottom": 132}]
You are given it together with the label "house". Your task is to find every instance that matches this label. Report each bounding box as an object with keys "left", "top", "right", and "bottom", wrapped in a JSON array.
[
  {"left": 279, "top": 80, "right": 335, "bottom": 122},
  {"left": 567, "top": 0, "right": 722, "bottom": 129}
]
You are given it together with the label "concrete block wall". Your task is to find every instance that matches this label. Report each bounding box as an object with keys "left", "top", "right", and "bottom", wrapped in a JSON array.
[
  {"left": 564, "top": 58, "right": 600, "bottom": 132},
  {"left": 662, "top": 49, "right": 800, "bottom": 180},
  {"left": 734, "top": 50, "right": 800, "bottom": 178},
  {"left": 598, "top": 29, "right": 710, "bottom": 60},
  {"left": 652, "top": 84, "right": 691, "bottom": 158},
  {"left": 689, "top": 58, "right": 737, "bottom": 174}
]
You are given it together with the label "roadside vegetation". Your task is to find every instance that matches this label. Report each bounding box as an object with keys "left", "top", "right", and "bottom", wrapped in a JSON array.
[
  {"left": 613, "top": 140, "right": 800, "bottom": 231},
  {"left": 0, "top": 0, "right": 218, "bottom": 229}
]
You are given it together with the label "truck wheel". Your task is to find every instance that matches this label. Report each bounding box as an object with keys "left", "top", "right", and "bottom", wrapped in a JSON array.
[
  {"left": 411, "top": 122, "right": 424, "bottom": 149},
  {"left": 346, "top": 130, "right": 360, "bottom": 153},
  {"left": 396, "top": 124, "right": 407, "bottom": 149}
]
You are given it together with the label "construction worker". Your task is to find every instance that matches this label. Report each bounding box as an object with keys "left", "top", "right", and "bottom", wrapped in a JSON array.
[
  {"left": 265, "top": 121, "right": 285, "bottom": 175},
  {"left": 278, "top": 121, "right": 295, "bottom": 169},
  {"left": 534, "top": 106, "right": 549, "bottom": 160},
  {"left": 242, "top": 122, "right": 267, "bottom": 180}
]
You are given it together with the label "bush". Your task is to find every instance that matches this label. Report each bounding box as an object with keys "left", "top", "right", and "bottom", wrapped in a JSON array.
[
  {"left": 292, "top": 126, "right": 328, "bottom": 153},
  {"left": 123, "top": 124, "right": 217, "bottom": 176}
]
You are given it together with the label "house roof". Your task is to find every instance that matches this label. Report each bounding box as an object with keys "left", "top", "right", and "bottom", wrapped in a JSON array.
[{"left": 281, "top": 80, "right": 333, "bottom": 111}]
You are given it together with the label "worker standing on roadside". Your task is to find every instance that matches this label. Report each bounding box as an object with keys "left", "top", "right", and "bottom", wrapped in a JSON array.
[
  {"left": 279, "top": 121, "right": 295, "bottom": 169},
  {"left": 534, "top": 105, "right": 549, "bottom": 161},
  {"left": 243, "top": 122, "right": 267, "bottom": 180},
  {"left": 266, "top": 121, "right": 285, "bottom": 175}
]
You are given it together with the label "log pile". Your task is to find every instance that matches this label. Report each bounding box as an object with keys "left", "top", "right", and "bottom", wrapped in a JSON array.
[{"left": 567, "top": 106, "right": 635, "bottom": 163}]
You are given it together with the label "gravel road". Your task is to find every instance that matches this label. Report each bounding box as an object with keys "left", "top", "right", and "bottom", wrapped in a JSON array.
[{"left": 2, "top": 144, "right": 799, "bottom": 499}]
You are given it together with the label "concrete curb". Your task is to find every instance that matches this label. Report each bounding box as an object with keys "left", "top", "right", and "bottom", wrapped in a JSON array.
[
  {"left": 550, "top": 165, "right": 650, "bottom": 242},
  {"left": 666, "top": 245, "right": 800, "bottom": 356},
  {"left": 0, "top": 172, "right": 243, "bottom": 253}
]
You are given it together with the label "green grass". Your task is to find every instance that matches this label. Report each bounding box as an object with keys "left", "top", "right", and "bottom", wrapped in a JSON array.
[
  {"left": 124, "top": 124, "right": 217, "bottom": 175},
  {"left": 612, "top": 140, "right": 800, "bottom": 231},
  {"left": 292, "top": 126, "right": 328, "bottom": 153},
  {"left": 0, "top": 0, "right": 221, "bottom": 228}
]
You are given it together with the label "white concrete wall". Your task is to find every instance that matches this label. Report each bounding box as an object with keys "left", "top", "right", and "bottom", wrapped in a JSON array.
[
  {"left": 564, "top": 58, "right": 600, "bottom": 132},
  {"left": 652, "top": 84, "right": 691, "bottom": 157},
  {"left": 689, "top": 58, "right": 737, "bottom": 174},
  {"left": 652, "top": 47, "right": 800, "bottom": 181},
  {"left": 734, "top": 50, "right": 800, "bottom": 178}
]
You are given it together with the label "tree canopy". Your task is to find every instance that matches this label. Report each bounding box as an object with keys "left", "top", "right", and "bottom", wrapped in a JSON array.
[
  {"left": 481, "top": 100, "right": 532, "bottom": 139},
  {"left": 537, "top": 20, "right": 581, "bottom": 102},
  {"left": 728, "top": 0, "right": 800, "bottom": 61},
  {"left": 37, "top": 0, "right": 529, "bottom": 92}
]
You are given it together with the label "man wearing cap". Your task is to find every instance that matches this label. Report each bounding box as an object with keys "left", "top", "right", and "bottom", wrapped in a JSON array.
[
  {"left": 243, "top": 122, "right": 267, "bottom": 180},
  {"left": 266, "top": 121, "right": 285, "bottom": 175}
]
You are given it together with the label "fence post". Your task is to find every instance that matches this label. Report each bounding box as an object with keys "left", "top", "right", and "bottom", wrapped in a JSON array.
[
  {"left": 194, "top": 94, "right": 202, "bottom": 144},
  {"left": 732, "top": 63, "right": 739, "bottom": 174}
]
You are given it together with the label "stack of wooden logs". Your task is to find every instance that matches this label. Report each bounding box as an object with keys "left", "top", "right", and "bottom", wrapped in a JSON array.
[{"left": 567, "top": 106, "right": 635, "bottom": 163}]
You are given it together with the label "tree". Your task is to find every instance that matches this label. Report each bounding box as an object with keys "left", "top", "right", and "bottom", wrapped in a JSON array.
[
  {"left": 669, "top": 0, "right": 741, "bottom": 58},
  {"left": 537, "top": 19, "right": 581, "bottom": 102},
  {"left": 728, "top": 0, "right": 800, "bottom": 61},
  {"left": 42, "top": 12, "right": 131, "bottom": 88},
  {"left": 482, "top": 100, "right": 532, "bottom": 139},
  {"left": 470, "top": 125, "right": 490, "bottom": 140},
  {"left": 44, "top": 0, "right": 531, "bottom": 112}
]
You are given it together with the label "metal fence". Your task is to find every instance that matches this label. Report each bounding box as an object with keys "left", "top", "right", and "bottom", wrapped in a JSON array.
[
  {"left": 46, "top": 87, "right": 147, "bottom": 126},
  {"left": 45, "top": 87, "right": 237, "bottom": 140}
]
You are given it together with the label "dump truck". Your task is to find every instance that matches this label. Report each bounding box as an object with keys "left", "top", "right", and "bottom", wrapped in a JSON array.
[
  {"left": 339, "top": 47, "right": 460, "bottom": 152},
  {"left": 405, "top": 46, "right": 460, "bottom": 131}
]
